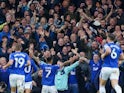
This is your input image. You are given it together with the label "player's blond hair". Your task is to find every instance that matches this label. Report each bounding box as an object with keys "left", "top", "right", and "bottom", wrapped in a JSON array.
[{"left": 15, "top": 43, "right": 22, "bottom": 51}]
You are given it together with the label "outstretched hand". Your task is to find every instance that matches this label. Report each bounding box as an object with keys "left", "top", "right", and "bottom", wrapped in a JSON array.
[
  {"left": 2, "top": 66, "right": 6, "bottom": 70},
  {"left": 79, "top": 57, "right": 86, "bottom": 62}
]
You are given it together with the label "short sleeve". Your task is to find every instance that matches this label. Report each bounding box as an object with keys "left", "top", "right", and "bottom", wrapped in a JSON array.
[
  {"left": 40, "top": 64, "right": 44, "bottom": 69},
  {"left": 89, "top": 60, "right": 92, "bottom": 66},
  {"left": 25, "top": 53, "right": 30, "bottom": 61},
  {"left": 9, "top": 53, "right": 14, "bottom": 60},
  {"left": 54, "top": 65, "right": 60, "bottom": 70},
  {"left": 32, "top": 60, "right": 38, "bottom": 72},
  {"left": 40, "top": 61, "right": 46, "bottom": 65},
  {"left": 104, "top": 44, "right": 109, "bottom": 50}
]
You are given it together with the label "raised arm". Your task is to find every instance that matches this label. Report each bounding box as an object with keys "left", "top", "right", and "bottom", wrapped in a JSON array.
[
  {"left": 32, "top": 55, "right": 41, "bottom": 65},
  {"left": 60, "top": 50, "right": 80, "bottom": 68},
  {"left": 29, "top": 49, "right": 41, "bottom": 65},
  {"left": 105, "top": 5, "right": 113, "bottom": 21},
  {"left": 78, "top": 9, "right": 93, "bottom": 22},
  {"left": 64, "top": 56, "right": 88, "bottom": 74},
  {"left": 80, "top": 57, "right": 90, "bottom": 64},
  {"left": 25, "top": 60, "right": 31, "bottom": 67},
  {"left": 71, "top": 48, "right": 79, "bottom": 57},
  {"left": 60, "top": 56, "right": 76, "bottom": 67},
  {"left": 101, "top": 46, "right": 111, "bottom": 60}
]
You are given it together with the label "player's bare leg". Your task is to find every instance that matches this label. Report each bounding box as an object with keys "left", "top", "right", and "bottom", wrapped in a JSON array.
[
  {"left": 111, "top": 79, "right": 122, "bottom": 93},
  {"left": 25, "top": 89, "right": 31, "bottom": 93},
  {"left": 11, "top": 87, "right": 16, "bottom": 93},
  {"left": 17, "top": 79, "right": 25, "bottom": 93},
  {"left": 99, "top": 78, "right": 107, "bottom": 93}
]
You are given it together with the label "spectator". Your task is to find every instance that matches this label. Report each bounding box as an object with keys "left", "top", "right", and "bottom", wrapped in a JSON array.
[
  {"left": 76, "top": 52, "right": 90, "bottom": 93},
  {"left": 88, "top": 41, "right": 100, "bottom": 59},
  {"left": 57, "top": 46, "right": 69, "bottom": 62},
  {"left": 0, "top": 57, "right": 10, "bottom": 92},
  {"left": 68, "top": 50, "right": 80, "bottom": 93},
  {"left": 55, "top": 51, "right": 80, "bottom": 93},
  {"left": 0, "top": 0, "right": 124, "bottom": 92},
  {"left": 81, "top": 54, "right": 103, "bottom": 93},
  {"left": 32, "top": 69, "right": 42, "bottom": 93},
  {"left": 0, "top": 36, "right": 9, "bottom": 58},
  {"left": 0, "top": 25, "right": 10, "bottom": 42},
  {"left": 54, "top": 38, "right": 64, "bottom": 53}
]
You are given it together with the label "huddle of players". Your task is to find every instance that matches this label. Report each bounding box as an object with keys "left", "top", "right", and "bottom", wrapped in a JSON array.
[
  {"left": 1, "top": 33, "right": 124, "bottom": 93},
  {"left": 2, "top": 43, "right": 37, "bottom": 93}
]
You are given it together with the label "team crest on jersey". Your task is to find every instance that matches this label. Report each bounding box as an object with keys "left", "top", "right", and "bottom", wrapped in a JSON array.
[{"left": 60, "top": 69, "right": 65, "bottom": 75}]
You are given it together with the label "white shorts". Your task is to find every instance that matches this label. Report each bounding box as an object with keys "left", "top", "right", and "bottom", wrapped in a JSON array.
[
  {"left": 9, "top": 74, "right": 25, "bottom": 88},
  {"left": 42, "top": 85, "right": 58, "bottom": 93},
  {"left": 25, "top": 81, "right": 32, "bottom": 89},
  {"left": 100, "top": 67, "right": 120, "bottom": 80}
]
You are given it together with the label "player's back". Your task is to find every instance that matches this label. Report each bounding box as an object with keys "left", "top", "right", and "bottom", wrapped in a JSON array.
[
  {"left": 41, "top": 64, "right": 59, "bottom": 86},
  {"left": 103, "top": 43, "right": 122, "bottom": 68},
  {"left": 25, "top": 59, "right": 37, "bottom": 82},
  {"left": 9, "top": 52, "right": 30, "bottom": 75}
]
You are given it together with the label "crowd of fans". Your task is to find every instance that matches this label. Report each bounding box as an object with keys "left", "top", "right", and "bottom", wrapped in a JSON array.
[{"left": 0, "top": 0, "right": 124, "bottom": 93}]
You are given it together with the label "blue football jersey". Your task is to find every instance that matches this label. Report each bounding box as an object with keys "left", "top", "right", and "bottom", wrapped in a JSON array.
[
  {"left": 68, "top": 69, "right": 78, "bottom": 84},
  {"left": 9, "top": 52, "right": 30, "bottom": 75},
  {"left": 103, "top": 42, "right": 122, "bottom": 68},
  {"left": 25, "top": 59, "right": 38, "bottom": 82},
  {"left": 89, "top": 60, "right": 102, "bottom": 82},
  {"left": 0, "top": 67, "right": 10, "bottom": 89},
  {"left": 40, "top": 64, "right": 60, "bottom": 86}
]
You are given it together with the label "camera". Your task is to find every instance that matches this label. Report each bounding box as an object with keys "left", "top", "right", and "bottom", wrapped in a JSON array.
[
  {"left": 33, "top": 0, "right": 39, "bottom": 4},
  {"left": 55, "top": 18, "right": 63, "bottom": 28},
  {"left": 45, "top": 25, "right": 50, "bottom": 32},
  {"left": 0, "top": 82, "right": 7, "bottom": 92},
  {"left": 68, "top": 52, "right": 75, "bottom": 58}
]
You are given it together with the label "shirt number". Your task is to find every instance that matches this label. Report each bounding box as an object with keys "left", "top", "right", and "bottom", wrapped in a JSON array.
[
  {"left": 111, "top": 48, "right": 117, "bottom": 59},
  {"left": 45, "top": 69, "right": 51, "bottom": 78},
  {"left": 15, "top": 57, "right": 25, "bottom": 68},
  {"left": 24, "top": 65, "right": 31, "bottom": 73}
]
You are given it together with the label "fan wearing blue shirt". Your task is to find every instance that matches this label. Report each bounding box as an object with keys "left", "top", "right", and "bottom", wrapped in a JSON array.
[
  {"left": 99, "top": 33, "right": 124, "bottom": 93},
  {"left": 82, "top": 54, "right": 102, "bottom": 93},
  {"left": 0, "top": 57, "right": 10, "bottom": 90},
  {"left": 68, "top": 69, "right": 79, "bottom": 93},
  {"left": 0, "top": 24, "right": 11, "bottom": 42},
  {"left": 2, "top": 43, "right": 31, "bottom": 93}
]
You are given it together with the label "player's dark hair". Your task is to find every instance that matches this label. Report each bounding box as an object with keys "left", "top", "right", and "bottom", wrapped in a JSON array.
[
  {"left": 46, "top": 56, "right": 52, "bottom": 62},
  {"left": 107, "top": 33, "right": 116, "bottom": 41}
]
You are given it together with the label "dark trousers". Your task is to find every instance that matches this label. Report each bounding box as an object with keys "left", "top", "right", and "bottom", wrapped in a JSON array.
[
  {"left": 58, "top": 90, "right": 69, "bottom": 93},
  {"left": 31, "top": 86, "right": 41, "bottom": 93},
  {"left": 85, "top": 82, "right": 97, "bottom": 93}
]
